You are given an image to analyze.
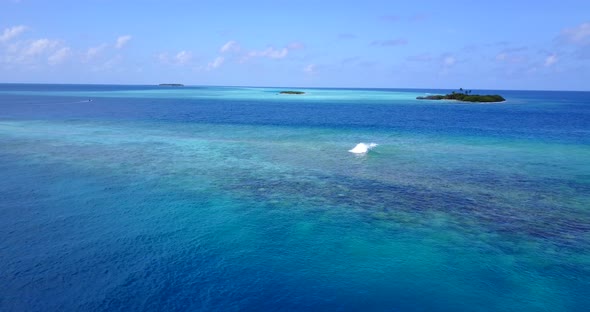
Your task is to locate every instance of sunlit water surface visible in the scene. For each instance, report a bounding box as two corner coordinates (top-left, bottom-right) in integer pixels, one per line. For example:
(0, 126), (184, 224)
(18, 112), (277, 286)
(1, 85), (589, 311)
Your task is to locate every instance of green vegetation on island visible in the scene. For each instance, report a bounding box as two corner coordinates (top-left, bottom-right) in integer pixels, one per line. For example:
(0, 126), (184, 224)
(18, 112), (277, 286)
(158, 83), (184, 87)
(279, 90), (305, 95)
(417, 88), (505, 103)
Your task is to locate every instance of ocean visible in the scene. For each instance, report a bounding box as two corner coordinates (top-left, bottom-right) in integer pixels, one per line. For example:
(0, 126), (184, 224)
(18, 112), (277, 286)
(0, 84), (589, 311)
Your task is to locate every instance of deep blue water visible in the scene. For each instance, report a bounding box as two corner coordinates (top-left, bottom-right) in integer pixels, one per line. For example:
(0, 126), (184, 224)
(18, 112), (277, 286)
(1, 84), (589, 311)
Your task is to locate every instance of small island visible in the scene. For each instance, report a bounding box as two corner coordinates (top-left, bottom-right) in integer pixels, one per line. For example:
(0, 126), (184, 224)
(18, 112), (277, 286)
(417, 88), (505, 103)
(279, 91), (305, 95)
(158, 83), (184, 87)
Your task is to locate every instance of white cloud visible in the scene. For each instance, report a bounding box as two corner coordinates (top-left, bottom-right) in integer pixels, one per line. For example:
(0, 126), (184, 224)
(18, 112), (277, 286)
(85, 44), (107, 61)
(48, 47), (71, 65)
(248, 47), (289, 59)
(83, 35), (130, 63)
(0, 25), (27, 43)
(115, 35), (132, 49)
(157, 52), (169, 63)
(220, 40), (240, 53)
(1, 37), (68, 66)
(559, 22), (590, 45)
(207, 56), (224, 70)
(443, 56), (456, 66)
(495, 52), (527, 64)
(175, 50), (192, 65)
(91, 55), (123, 72)
(303, 64), (316, 74)
(157, 50), (193, 65)
(221, 41), (303, 63)
(544, 53), (558, 67)
(25, 39), (58, 56)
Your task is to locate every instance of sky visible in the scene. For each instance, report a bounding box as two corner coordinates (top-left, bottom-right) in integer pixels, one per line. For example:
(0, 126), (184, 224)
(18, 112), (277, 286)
(1, 0), (590, 90)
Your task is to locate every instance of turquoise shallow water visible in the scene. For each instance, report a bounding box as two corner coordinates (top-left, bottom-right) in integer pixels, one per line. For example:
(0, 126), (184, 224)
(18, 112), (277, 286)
(0, 85), (589, 311)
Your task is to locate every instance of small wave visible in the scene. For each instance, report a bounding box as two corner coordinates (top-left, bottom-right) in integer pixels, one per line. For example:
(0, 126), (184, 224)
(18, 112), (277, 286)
(349, 143), (378, 154)
(31, 99), (94, 106)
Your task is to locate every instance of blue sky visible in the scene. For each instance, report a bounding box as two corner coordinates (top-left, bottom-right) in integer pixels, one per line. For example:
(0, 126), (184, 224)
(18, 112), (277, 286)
(1, 0), (590, 90)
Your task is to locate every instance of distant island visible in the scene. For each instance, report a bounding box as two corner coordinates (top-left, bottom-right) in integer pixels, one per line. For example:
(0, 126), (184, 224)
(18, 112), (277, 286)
(417, 88), (505, 103)
(279, 91), (305, 95)
(158, 83), (184, 87)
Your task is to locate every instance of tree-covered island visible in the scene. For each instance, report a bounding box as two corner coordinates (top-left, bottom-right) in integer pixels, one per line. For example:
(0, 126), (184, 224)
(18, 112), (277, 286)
(158, 83), (184, 87)
(417, 88), (505, 103)
(279, 91), (305, 95)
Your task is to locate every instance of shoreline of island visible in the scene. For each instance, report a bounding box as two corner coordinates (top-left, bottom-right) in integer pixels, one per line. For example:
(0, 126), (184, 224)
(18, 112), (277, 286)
(417, 89), (505, 103)
(279, 90), (306, 95)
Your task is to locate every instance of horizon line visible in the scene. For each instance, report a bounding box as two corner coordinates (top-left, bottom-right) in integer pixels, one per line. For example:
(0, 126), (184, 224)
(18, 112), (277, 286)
(0, 82), (588, 93)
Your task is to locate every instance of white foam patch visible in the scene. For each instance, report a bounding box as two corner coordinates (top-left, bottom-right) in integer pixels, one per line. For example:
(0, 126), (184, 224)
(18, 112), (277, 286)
(349, 143), (378, 154)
